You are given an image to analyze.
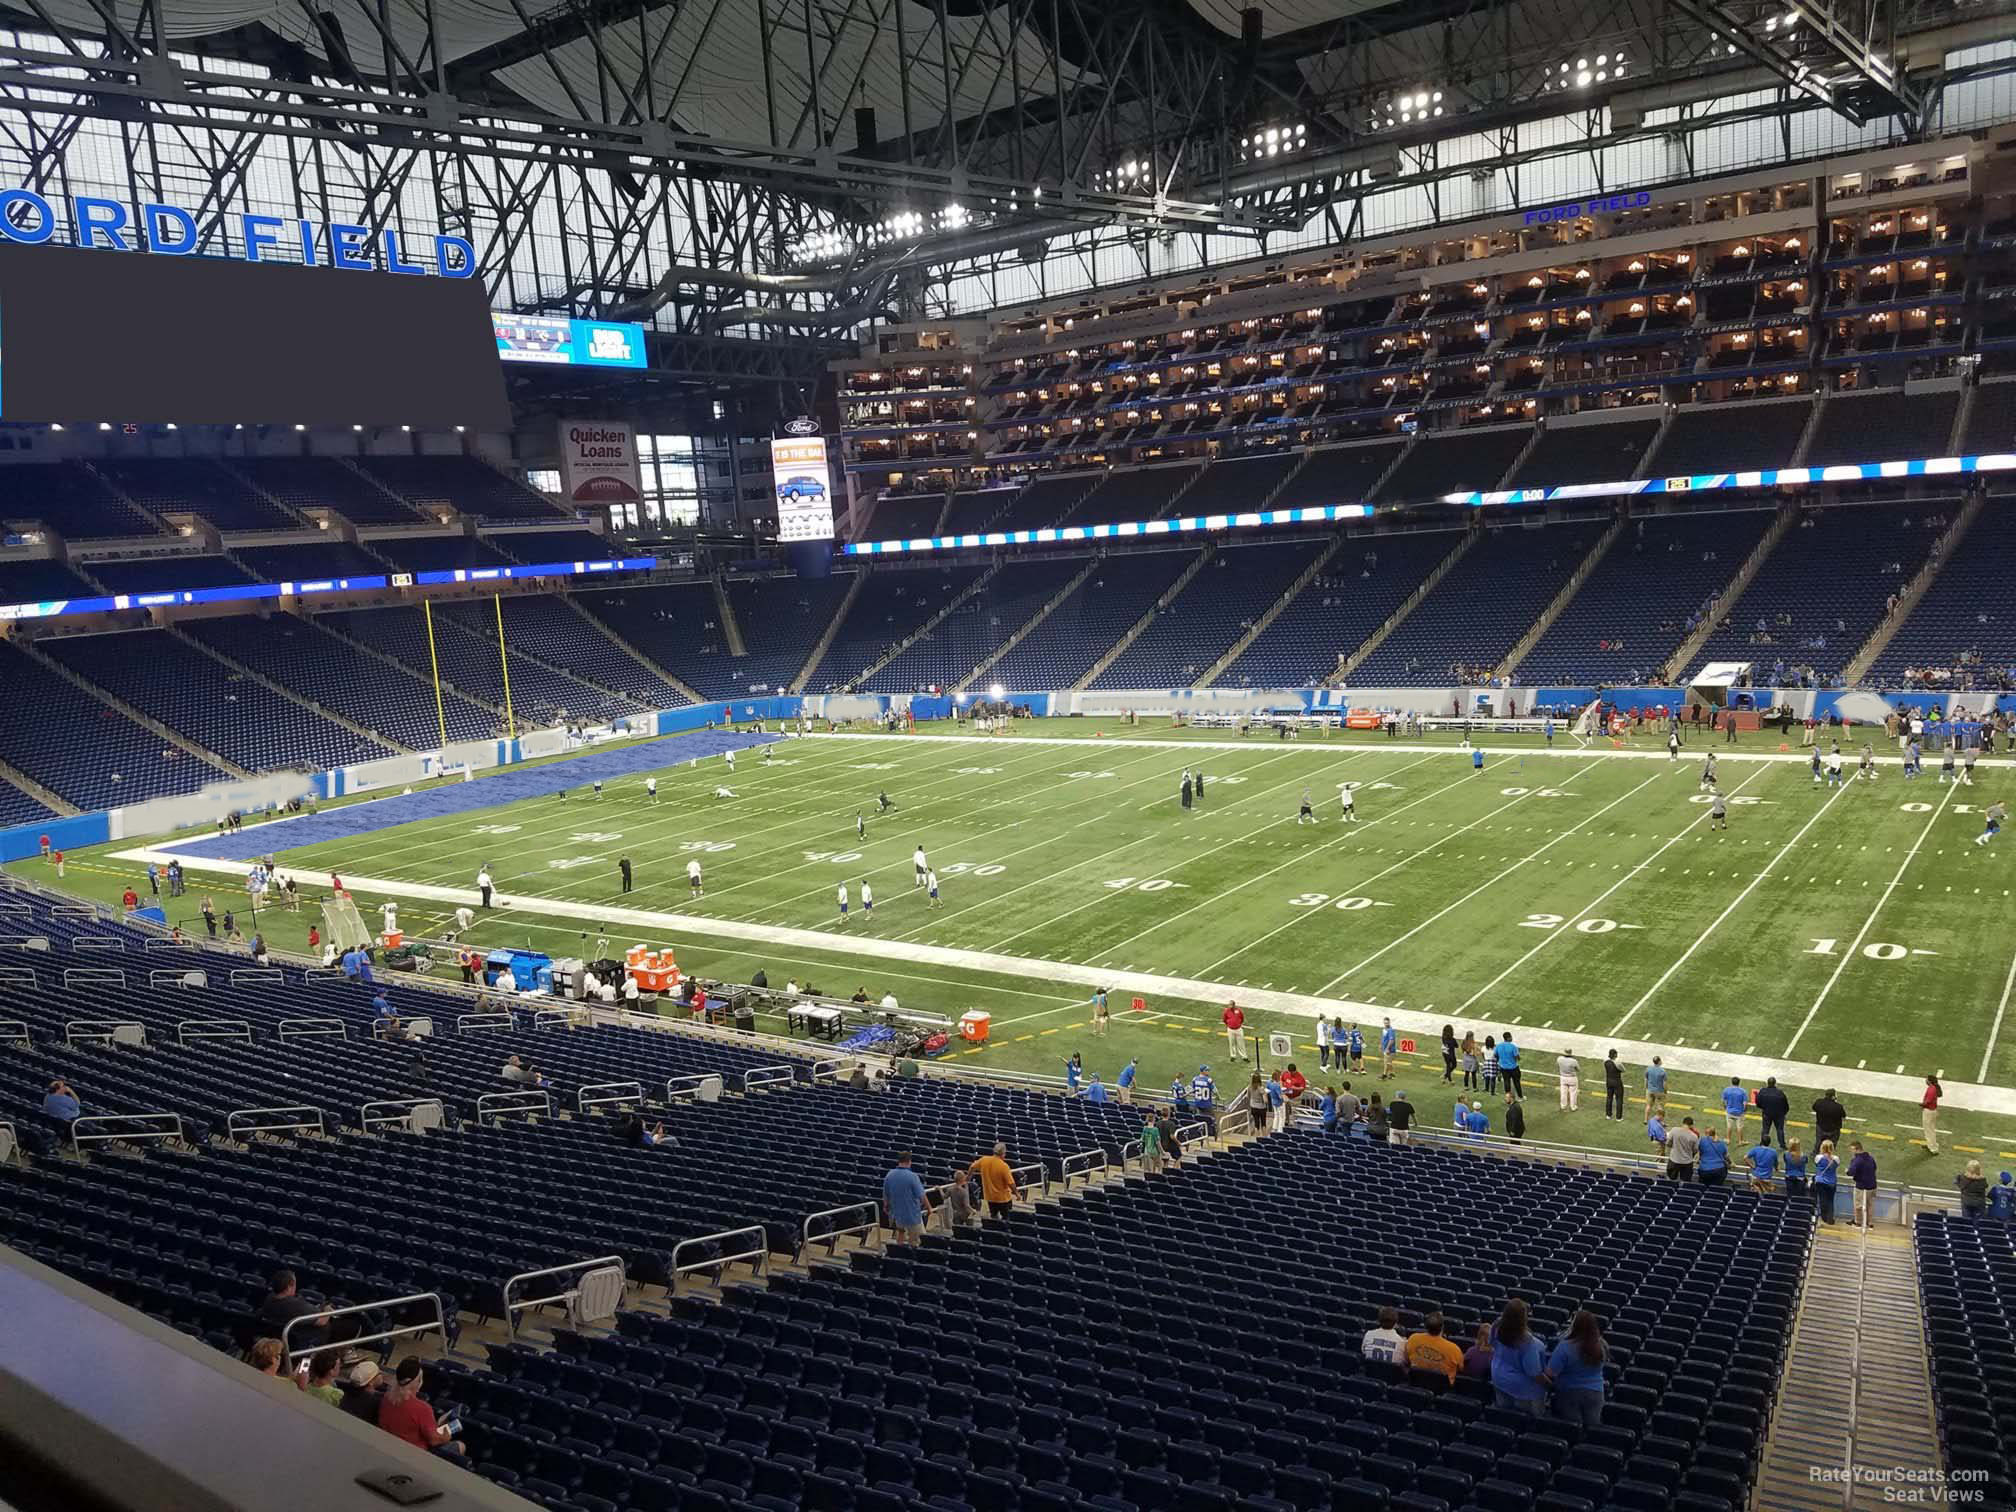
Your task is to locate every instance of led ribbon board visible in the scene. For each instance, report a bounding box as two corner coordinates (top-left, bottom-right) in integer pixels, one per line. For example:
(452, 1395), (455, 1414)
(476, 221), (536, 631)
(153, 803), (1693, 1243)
(844, 503), (1373, 555)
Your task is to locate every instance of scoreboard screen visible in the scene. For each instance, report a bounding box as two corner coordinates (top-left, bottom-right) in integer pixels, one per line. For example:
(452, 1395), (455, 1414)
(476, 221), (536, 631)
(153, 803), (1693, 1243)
(0, 241), (510, 429)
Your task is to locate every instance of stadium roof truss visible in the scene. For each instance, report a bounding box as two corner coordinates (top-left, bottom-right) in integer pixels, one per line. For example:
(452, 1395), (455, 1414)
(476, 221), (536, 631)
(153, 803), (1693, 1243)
(0, 0), (2009, 378)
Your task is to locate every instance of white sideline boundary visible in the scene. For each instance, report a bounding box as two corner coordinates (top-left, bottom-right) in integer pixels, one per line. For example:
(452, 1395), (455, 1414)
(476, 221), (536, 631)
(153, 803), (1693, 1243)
(110, 843), (2016, 1121)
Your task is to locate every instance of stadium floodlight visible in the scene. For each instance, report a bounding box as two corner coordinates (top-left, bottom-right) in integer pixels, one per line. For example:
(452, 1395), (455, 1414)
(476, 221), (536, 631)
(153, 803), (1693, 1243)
(49, 423), (61, 431)
(294, 423), (306, 431)
(989, 682), (1006, 701)
(352, 424), (364, 432)
(98, 422), (111, 431)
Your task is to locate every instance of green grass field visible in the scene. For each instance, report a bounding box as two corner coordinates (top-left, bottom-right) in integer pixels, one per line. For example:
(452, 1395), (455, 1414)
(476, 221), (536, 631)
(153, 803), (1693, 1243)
(27, 717), (2016, 1185)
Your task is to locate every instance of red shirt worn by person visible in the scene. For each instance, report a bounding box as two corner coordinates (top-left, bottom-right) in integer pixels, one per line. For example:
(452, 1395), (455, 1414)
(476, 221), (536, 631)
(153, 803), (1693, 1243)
(378, 1390), (440, 1450)
(1222, 1005), (1245, 1031)
(1923, 1083), (1940, 1110)
(1281, 1069), (1308, 1098)
(121, 889), (138, 909)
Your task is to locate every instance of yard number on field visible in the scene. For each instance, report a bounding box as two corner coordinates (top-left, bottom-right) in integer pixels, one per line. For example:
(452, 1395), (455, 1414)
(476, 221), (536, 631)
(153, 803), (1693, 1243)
(1105, 877), (1186, 892)
(1501, 787), (1572, 798)
(1806, 939), (1937, 960)
(473, 823), (522, 834)
(1288, 893), (1389, 910)
(1066, 770), (1117, 780)
(1519, 913), (1642, 934)
(803, 849), (864, 863)
(679, 840), (735, 852)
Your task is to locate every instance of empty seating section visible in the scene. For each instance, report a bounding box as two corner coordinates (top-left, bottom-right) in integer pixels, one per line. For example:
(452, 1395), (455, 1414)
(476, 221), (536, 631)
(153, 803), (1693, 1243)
(0, 782), (54, 827)
(803, 567), (987, 691)
(437, 595), (690, 709)
(862, 559), (1086, 692)
(1688, 503), (1937, 684)
(1960, 378), (2016, 454)
(1091, 540), (1322, 689)
(1509, 419), (1661, 487)
(0, 462), (160, 538)
(1803, 388), (1958, 468)
(989, 552), (1197, 690)
(1352, 521), (1602, 685)
(1068, 465), (1199, 526)
(1643, 400), (1812, 477)
(864, 494), (948, 541)
(0, 640), (219, 809)
(358, 456), (566, 521)
(1516, 510), (1774, 687)
(371, 536), (520, 573)
(1271, 442), (1405, 510)
(95, 460), (299, 530)
(231, 541), (388, 581)
(41, 630), (392, 772)
(494, 530), (628, 565)
(88, 556), (253, 593)
(233, 459), (424, 525)
(989, 473), (1099, 533)
(461, 1134), (1799, 1512)
(323, 607), (635, 725)
(1916, 1212), (2016, 1504)
(1373, 426), (1531, 503)
(576, 585), (743, 701)
(1868, 498), (2016, 686)
(1219, 530), (1459, 687)
(182, 614), (499, 747)
(1185, 451), (1300, 512)
(0, 558), (98, 604)
(724, 575), (859, 695)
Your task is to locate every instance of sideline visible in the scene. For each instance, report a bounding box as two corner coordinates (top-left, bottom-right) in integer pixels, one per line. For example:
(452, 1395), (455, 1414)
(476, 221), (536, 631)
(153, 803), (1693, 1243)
(108, 843), (2016, 1121)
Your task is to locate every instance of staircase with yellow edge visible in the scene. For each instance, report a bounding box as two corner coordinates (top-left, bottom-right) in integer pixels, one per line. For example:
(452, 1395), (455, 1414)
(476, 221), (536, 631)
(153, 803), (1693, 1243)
(1754, 1223), (1940, 1510)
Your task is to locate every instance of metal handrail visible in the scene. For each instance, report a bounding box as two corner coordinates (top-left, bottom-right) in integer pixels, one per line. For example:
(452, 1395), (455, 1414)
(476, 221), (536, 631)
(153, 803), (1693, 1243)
(151, 969), (208, 988)
(279, 1290), (449, 1366)
(64, 1019), (146, 1047)
(1174, 1122), (1211, 1151)
(71, 1112), (183, 1152)
(1059, 1148), (1109, 1188)
(178, 1019), (253, 1046)
(502, 1255), (627, 1339)
(1009, 1161), (1047, 1199)
(476, 1090), (552, 1121)
(1840, 1220), (1869, 1510)
(1119, 1139), (1143, 1169)
(0, 1019), (30, 1047)
(0, 1118), (16, 1166)
(457, 1013), (517, 1033)
(741, 1063), (797, 1092)
(360, 1099), (445, 1132)
(229, 969), (284, 985)
(62, 969), (125, 989)
(278, 1018), (348, 1040)
(226, 1106), (327, 1141)
(801, 1201), (880, 1254)
(0, 936), (51, 951)
(810, 1057), (852, 1082)
(665, 1073), (723, 1102)
(671, 1225), (770, 1284)
(576, 1080), (643, 1113)
(531, 1008), (577, 1030)
(70, 937), (125, 951)
(1408, 1126), (1668, 1176)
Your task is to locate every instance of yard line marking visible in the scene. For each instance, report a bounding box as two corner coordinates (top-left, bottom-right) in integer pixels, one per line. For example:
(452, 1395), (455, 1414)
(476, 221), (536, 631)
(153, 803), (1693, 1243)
(1457, 766), (1773, 1015)
(1609, 775), (1851, 1037)
(1781, 780), (1957, 1057)
(1976, 942), (2016, 1083)
(1320, 770), (1663, 991)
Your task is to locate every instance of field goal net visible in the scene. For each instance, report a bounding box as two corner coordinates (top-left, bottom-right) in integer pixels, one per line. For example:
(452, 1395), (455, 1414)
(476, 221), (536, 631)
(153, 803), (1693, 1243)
(320, 893), (372, 953)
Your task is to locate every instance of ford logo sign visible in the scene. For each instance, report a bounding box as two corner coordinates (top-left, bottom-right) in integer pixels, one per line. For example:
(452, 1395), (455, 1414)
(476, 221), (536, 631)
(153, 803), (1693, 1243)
(783, 417), (820, 436)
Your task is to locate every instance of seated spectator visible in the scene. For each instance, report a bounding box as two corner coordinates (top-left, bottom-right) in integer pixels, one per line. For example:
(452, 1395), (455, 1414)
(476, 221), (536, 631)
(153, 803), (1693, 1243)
(500, 1055), (529, 1083)
(1361, 1306), (1407, 1364)
(376, 1358), (466, 1459)
(1957, 1160), (1989, 1218)
(371, 987), (395, 1019)
(244, 1338), (285, 1376)
(256, 1269), (331, 1351)
(42, 1079), (80, 1126)
(301, 1350), (345, 1406)
(618, 1113), (672, 1148)
(1461, 1322), (1494, 1380)
(1404, 1311), (1465, 1384)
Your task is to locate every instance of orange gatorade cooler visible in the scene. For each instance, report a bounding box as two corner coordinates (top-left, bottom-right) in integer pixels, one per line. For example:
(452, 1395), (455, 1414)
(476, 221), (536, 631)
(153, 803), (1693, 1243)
(960, 1010), (991, 1043)
(382, 930), (403, 950)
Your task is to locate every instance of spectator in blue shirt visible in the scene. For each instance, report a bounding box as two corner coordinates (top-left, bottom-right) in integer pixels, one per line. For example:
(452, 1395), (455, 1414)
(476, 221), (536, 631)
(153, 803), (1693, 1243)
(1169, 1078), (1190, 1116)
(1465, 1101), (1489, 1138)
(372, 988), (395, 1018)
(1643, 1057), (1668, 1118)
(1989, 1172), (2015, 1220)
(1116, 1060), (1137, 1104)
(1721, 1078), (1750, 1144)
(1745, 1142), (1778, 1192)
(1547, 1311), (1608, 1427)
(1697, 1126), (1729, 1186)
(1813, 1141), (1840, 1224)
(1379, 1019), (1398, 1080)
(1320, 1088), (1339, 1131)
(882, 1154), (930, 1244)
(1646, 1112), (1668, 1156)
(1347, 1026), (1365, 1071)
(1494, 1033), (1522, 1098)
(1085, 1073), (1108, 1105)
(1063, 1054), (1082, 1093)
(42, 1080), (80, 1125)
(1189, 1067), (1217, 1133)
(1489, 1299), (1549, 1415)
(1783, 1140), (1809, 1199)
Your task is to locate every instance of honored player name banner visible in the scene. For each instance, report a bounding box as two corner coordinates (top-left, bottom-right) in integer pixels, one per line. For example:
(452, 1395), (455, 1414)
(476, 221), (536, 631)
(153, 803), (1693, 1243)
(770, 423), (835, 543)
(557, 419), (643, 504)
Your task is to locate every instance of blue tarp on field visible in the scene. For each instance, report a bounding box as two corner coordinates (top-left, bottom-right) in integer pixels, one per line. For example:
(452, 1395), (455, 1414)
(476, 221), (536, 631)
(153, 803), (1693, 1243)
(158, 730), (784, 862)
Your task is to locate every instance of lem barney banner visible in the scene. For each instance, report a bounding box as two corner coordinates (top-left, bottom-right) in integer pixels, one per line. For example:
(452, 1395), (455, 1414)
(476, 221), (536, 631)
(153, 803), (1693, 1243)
(770, 419), (835, 543)
(556, 420), (643, 505)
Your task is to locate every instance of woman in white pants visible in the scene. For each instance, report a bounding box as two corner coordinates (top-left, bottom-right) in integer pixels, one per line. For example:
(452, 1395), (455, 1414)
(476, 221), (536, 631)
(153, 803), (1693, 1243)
(1557, 1051), (1580, 1111)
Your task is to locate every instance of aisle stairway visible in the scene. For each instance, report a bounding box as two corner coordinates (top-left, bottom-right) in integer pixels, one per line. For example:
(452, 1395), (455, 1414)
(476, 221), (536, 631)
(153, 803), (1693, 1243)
(1755, 1226), (1939, 1510)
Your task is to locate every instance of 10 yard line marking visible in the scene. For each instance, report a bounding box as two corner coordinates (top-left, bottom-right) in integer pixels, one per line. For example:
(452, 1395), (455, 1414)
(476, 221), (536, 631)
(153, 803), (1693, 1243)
(1781, 779), (1957, 1058)
(1975, 943), (2016, 1082)
(1609, 776), (1852, 1038)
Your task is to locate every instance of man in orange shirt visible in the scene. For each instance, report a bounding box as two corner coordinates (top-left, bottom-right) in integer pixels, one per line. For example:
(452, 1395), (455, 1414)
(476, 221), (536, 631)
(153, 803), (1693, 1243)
(1222, 1001), (1248, 1061)
(972, 1142), (1019, 1218)
(1403, 1311), (1465, 1384)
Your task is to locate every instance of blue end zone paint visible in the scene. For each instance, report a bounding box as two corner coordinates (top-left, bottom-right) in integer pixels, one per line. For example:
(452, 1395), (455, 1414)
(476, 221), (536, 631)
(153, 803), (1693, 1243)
(158, 729), (783, 862)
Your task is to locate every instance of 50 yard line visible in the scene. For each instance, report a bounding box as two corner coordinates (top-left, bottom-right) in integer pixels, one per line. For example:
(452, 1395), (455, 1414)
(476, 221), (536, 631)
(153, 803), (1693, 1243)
(1780, 779), (1957, 1058)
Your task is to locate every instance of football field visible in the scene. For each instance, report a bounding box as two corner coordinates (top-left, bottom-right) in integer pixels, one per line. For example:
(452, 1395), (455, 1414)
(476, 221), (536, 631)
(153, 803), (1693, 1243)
(41, 718), (2016, 1179)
